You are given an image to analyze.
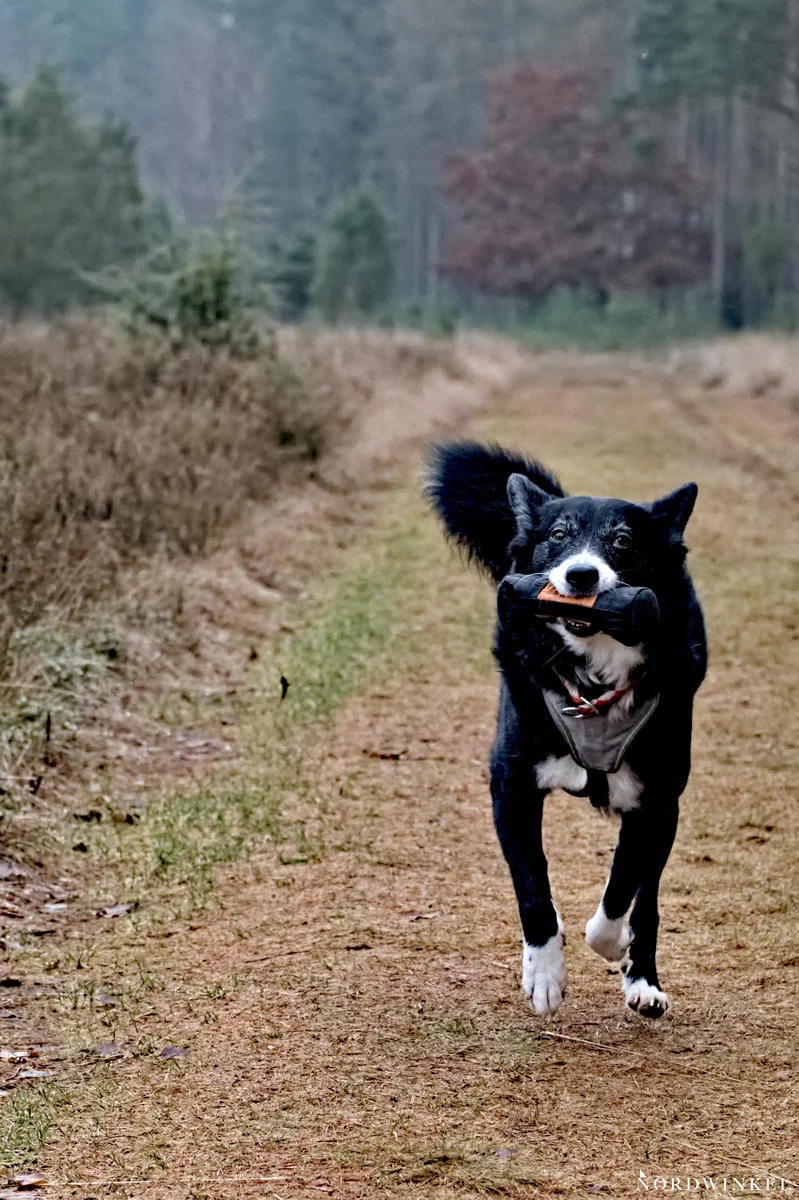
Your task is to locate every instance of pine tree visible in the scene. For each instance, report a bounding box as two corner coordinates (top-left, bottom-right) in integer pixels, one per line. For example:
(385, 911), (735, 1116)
(634, 0), (799, 324)
(636, 0), (791, 108)
(313, 186), (394, 322)
(269, 232), (318, 323)
(246, 0), (393, 239)
(0, 68), (147, 314)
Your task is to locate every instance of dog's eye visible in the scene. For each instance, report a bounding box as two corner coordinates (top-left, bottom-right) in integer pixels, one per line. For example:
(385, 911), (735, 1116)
(614, 531), (633, 549)
(550, 528), (567, 542)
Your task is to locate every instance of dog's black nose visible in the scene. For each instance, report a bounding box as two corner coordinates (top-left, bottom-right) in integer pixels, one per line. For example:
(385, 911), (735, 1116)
(565, 565), (600, 593)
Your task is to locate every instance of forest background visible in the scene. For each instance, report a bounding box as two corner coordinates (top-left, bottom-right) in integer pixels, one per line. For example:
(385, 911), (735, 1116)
(1, 0), (799, 339)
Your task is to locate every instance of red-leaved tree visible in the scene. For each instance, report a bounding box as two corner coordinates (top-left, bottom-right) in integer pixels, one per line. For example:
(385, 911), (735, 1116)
(441, 64), (710, 302)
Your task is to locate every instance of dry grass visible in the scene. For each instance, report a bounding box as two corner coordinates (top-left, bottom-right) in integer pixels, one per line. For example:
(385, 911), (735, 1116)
(670, 332), (799, 403)
(0, 344), (795, 1196)
(0, 318), (342, 637)
(278, 326), (469, 388)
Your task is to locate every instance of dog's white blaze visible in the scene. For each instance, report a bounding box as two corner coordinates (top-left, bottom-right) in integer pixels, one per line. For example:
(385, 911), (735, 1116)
(549, 550), (618, 597)
(522, 914), (567, 1016)
(585, 904), (631, 961)
(535, 754), (588, 794)
(607, 763), (643, 812)
(623, 976), (670, 1015)
(556, 626), (645, 694)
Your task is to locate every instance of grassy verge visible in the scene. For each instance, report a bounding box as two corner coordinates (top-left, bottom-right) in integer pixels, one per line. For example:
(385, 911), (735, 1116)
(0, 491), (496, 1174)
(0, 326), (499, 1174)
(0, 315), (355, 817)
(0, 472), (499, 1176)
(0, 321), (480, 812)
(33, 519), (425, 921)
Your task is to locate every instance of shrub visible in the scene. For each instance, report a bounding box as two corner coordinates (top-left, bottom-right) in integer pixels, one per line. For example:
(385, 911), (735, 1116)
(89, 229), (263, 357)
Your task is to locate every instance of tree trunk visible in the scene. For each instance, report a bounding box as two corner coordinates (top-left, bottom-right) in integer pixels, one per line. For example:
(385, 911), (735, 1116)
(711, 98), (730, 320)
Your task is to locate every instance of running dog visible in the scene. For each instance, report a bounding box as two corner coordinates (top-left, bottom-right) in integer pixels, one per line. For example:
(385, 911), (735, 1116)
(426, 442), (707, 1018)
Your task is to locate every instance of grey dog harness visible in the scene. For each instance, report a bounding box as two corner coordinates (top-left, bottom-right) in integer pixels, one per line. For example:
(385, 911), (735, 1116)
(544, 687), (659, 775)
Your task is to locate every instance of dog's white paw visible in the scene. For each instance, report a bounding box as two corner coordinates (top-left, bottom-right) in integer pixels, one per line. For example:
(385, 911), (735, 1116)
(623, 975), (670, 1018)
(585, 907), (631, 962)
(522, 920), (567, 1016)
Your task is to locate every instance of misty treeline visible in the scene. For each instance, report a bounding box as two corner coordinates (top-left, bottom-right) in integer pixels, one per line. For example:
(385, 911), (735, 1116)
(1, 0), (799, 329)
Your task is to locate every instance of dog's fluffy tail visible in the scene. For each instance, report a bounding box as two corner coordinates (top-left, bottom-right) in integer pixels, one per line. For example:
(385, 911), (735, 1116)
(425, 441), (564, 581)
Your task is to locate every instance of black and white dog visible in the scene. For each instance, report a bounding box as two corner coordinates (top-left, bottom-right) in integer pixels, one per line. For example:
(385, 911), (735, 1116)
(427, 442), (706, 1018)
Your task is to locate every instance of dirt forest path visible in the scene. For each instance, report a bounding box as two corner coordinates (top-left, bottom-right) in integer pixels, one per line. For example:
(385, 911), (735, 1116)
(12, 350), (799, 1197)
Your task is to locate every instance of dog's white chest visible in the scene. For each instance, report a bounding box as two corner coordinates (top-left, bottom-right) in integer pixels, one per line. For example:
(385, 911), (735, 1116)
(556, 625), (645, 692)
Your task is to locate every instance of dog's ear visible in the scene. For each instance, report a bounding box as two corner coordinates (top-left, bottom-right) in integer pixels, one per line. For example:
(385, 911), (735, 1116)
(425, 441), (563, 581)
(647, 483), (698, 538)
(507, 474), (554, 537)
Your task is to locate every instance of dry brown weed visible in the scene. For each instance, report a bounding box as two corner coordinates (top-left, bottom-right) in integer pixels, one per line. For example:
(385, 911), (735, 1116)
(0, 318), (344, 638)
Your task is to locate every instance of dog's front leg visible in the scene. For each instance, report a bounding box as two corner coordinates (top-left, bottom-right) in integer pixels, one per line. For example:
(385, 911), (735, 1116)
(587, 799), (679, 1018)
(491, 738), (566, 1015)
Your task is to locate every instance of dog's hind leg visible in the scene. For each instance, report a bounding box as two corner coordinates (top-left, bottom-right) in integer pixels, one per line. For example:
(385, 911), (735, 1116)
(586, 809), (641, 963)
(587, 800), (679, 1017)
(622, 805), (678, 1017)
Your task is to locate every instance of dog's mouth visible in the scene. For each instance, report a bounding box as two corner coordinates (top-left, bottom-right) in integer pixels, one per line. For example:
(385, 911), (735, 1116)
(545, 581), (604, 637)
(562, 616), (594, 637)
(529, 580), (600, 637)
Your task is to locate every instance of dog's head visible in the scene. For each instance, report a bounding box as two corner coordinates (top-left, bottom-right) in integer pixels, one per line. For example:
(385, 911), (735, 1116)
(506, 475), (698, 598)
(426, 442), (698, 595)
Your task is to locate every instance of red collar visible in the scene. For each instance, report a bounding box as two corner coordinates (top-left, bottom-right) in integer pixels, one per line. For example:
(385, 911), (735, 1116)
(555, 669), (645, 719)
